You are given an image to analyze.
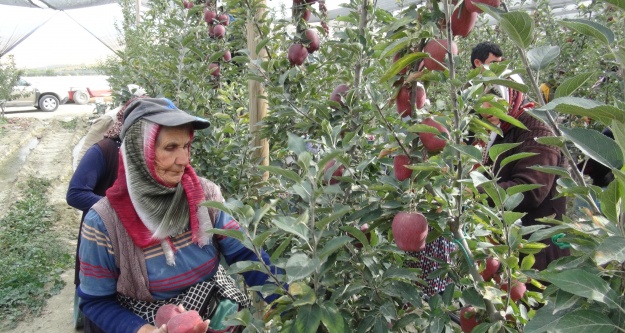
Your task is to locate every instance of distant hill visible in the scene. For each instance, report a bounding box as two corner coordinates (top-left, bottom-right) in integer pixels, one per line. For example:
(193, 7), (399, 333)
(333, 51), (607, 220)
(23, 64), (104, 77)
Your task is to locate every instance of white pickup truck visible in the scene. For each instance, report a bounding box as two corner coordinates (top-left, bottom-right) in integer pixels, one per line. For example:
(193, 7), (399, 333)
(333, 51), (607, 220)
(5, 78), (69, 112)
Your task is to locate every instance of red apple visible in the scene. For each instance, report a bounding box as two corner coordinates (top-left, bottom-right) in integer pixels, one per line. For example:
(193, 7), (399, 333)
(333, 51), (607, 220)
(391, 212), (428, 252)
(464, 0), (501, 13)
(305, 29), (320, 53)
(302, 9), (311, 21)
(451, 4), (478, 37)
(460, 306), (481, 333)
(422, 39), (458, 72)
(155, 304), (184, 328)
(212, 24), (226, 39)
(183, 0), (194, 9)
(208, 63), (220, 77)
(288, 43), (308, 66)
(204, 10), (217, 24)
(217, 13), (230, 26)
(330, 84), (350, 108)
(393, 154), (412, 181)
(395, 85), (412, 118)
(167, 310), (208, 333)
(418, 117), (449, 153)
(223, 50), (232, 62)
(324, 160), (345, 185)
(393, 52), (409, 75)
(480, 257), (500, 282)
(501, 280), (527, 302)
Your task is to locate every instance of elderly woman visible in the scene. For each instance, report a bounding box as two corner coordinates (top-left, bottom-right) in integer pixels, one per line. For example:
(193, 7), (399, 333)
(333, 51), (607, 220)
(77, 98), (282, 333)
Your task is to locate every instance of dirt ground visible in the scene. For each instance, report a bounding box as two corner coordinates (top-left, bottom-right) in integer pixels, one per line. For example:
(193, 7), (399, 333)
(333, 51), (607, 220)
(1, 104), (96, 332)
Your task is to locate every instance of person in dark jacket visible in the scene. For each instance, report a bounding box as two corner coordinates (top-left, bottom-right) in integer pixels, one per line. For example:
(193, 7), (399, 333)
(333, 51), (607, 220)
(472, 42), (570, 271)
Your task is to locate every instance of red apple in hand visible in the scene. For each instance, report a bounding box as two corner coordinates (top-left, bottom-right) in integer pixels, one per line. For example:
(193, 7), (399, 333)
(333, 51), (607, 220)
(323, 160), (344, 185)
(167, 310), (208, 333)
(155, 304), (184, 328)
(501, 280), (527, 302)
(393, 154), (412, 181)
(480, 257), (501, 282)
(422, 39), (458, 72)
(460, 306), (481, 333)
(464, 0), (501, 13)
(288, 43), (308, 66)
(392, 212), (428, 252)
(419, 117), (449, 153)
(330, 84), (350, 109)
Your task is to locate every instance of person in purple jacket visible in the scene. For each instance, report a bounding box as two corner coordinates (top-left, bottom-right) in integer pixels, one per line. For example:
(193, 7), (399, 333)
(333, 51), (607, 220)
(77, 98), (284, 333)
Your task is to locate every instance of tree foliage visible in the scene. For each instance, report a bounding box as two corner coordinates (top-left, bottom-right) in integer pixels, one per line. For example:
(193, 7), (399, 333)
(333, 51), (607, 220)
(102, 0), (625, 331)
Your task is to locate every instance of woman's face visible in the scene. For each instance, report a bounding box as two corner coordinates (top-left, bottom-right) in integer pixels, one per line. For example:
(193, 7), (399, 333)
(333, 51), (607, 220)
(154, 125), (192, 186)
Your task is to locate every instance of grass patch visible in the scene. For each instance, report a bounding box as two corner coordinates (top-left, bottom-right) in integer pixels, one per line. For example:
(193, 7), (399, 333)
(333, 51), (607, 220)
(60, 118), (78, 130)
(0, 177), (73, 327)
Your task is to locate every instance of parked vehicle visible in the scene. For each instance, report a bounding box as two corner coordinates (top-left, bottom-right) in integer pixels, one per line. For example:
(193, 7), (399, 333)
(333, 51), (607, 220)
(6, 78), (69, 111)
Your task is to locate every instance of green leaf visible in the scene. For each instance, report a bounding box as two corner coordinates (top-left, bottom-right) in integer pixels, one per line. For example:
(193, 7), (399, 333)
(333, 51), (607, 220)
(258, 165), (301, 183)
(318, 236), (352, 259)
(499, 11), (534, 49)
(316, 207), (351, 230)
(527, 45), (560, 71)
(543, 269), (620, 309)
(481, 77), (529, 93)
(524, 301), (563, 333)
(500, 152), (538, 170)
(537, 96), (601, 111)
(503, 211), (525, 225)
(288, 132), (307, 155)
(506, 184), (543, 196)
(227, 260), (264, 274)
(489, 142), (521, 163)
(560, 127), (624, 169)
(554, 72), (594, 99)
(380, 52), (427, 83)
(535, 136), (566, 147)
(295, 304), (322, 333)
(595, 236), (625, 265)
(379, 37), (410, 59)
(528, 165), (572, 178)
(560, 19), (614, 46)
(598, 180), (619, 223)
(554, 310), (617, 333)
(286, 253), (320, 283)
(450, 144), (483, 162)
(521, 254), (535, 270)
(320, 301), (345, 333)
(273, 216), (309, 240)
(210, 228), (245, 242)
(201, 200), (233, 216)
(256, 37), (270, 55)
(252, 230), (274, 248)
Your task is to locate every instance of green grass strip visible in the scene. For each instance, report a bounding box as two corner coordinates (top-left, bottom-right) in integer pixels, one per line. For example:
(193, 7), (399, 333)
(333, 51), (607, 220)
(0, 177), (73, 326)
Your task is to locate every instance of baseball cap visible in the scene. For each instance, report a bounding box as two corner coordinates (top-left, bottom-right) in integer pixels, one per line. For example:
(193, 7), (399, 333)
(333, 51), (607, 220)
(120, 98), (210, 139)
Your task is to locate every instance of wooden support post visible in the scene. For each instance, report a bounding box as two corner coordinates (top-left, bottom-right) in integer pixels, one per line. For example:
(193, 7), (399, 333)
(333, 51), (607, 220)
(247, 2), (269, 180)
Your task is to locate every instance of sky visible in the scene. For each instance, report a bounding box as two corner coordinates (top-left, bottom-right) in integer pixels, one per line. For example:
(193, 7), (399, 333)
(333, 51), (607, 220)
(1, 4), (121, 68)
(0, 0), (302, 69)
